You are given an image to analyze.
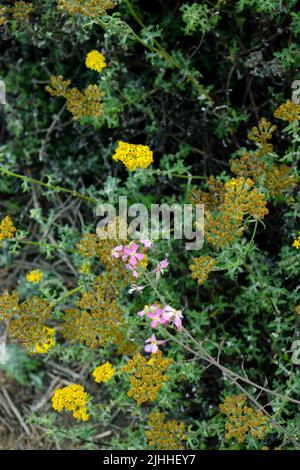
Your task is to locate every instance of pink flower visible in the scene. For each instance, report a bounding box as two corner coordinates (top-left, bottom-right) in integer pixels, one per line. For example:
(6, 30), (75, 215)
(154, 259), (169, 279)
(125, 263), (139, 278)
(144, 334), (166, 354)
(137, 304), (151, 317)
(128, 284), (145, 294)
(122, 242), (145, 267)
(140, 238), (152, 248)
(137, 304), (168, 328)
(162, 305), (184, 333)
(111, 245), (124, 258)
(147, 306), (167, 328)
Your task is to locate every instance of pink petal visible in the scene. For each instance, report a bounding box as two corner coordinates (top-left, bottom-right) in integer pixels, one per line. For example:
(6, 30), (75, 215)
(129, 256), (137, 266)
(141, 239), (152, 248)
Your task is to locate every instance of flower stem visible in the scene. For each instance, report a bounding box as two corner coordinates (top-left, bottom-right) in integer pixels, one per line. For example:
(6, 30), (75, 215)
(17, 239), (77, 254)
(0, 167), (96, 204)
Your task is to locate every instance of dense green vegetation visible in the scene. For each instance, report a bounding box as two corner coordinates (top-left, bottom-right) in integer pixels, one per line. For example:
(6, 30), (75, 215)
(0, 0), (299, 450)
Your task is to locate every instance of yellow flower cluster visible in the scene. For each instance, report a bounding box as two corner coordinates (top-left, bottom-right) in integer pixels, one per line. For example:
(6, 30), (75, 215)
(61, 282), (126, 349)
(26, 270), (43, 284)
(219, 394), (269, 444)
(52, 384), (89, 421)
(57, 0), (115, 18)
(224, 178), (269, 219)
(296, 305), (300, 315)
(66, 84), (104, 119)
(45, 75), (71, 97)
(46, 76), (104, 120)
(0, 291), (55, 355)
(190, 176), (225, 210)
(78, 217), (129, 263)
(63, 220), (133, 350)
(0, 2), (33, 25)
(11, 1), (34, 21)
(92, 362), (115, 383)
(0, 216), (16, 246)
(264, 164), (297, 198)
(202, 177), (268, 249)
(292, 235), (300, 249)
(145, 410), (187, 450)
(274, 99), (300, 122)
(230, 118), (297, 198)
(85, 50), (106, 72)
(0, 290), (19, 321)
(35, 327), (56, 354)
(189, 255), (217, 286)
(230, 153), (297, 198)
(248, 118), (277, 153)
(0, 5), (8, 26)
(112, 141), (154, 171)
(230, 150), (266, 182)
(122, 351), (172, 405)
(78, 218), (131, 275)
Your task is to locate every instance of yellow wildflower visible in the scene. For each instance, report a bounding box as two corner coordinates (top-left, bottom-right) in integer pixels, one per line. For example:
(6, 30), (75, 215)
(112, 141), (154, 171)
(45, 76), (104, 120)
(292, 235), (300, 249)
(189, 256), (217, 286)
(0, 216), (16, 246)
(122, 351), (172, 405)
(26, 270), (43, 284)
(248, 118), (277, 153)
(52, 384), (89, 421)
(57, 0), (115, 19)
(35, 327), (56, 354)
(0, 5), (8, 25)
(85, 50), (106, 72)
(296, 305), (300, 315)
(199, 177), (268, 249)
(64, 84), (104, 120)
(11, 1), (34, 22)
(92, 361), (115, 383)
(274, 100), (300, 122)
(0, 291), (56, 355)
(145, 410), (187, 450)
(45, 75), (72, 97)
(219, 394), (269, 444)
